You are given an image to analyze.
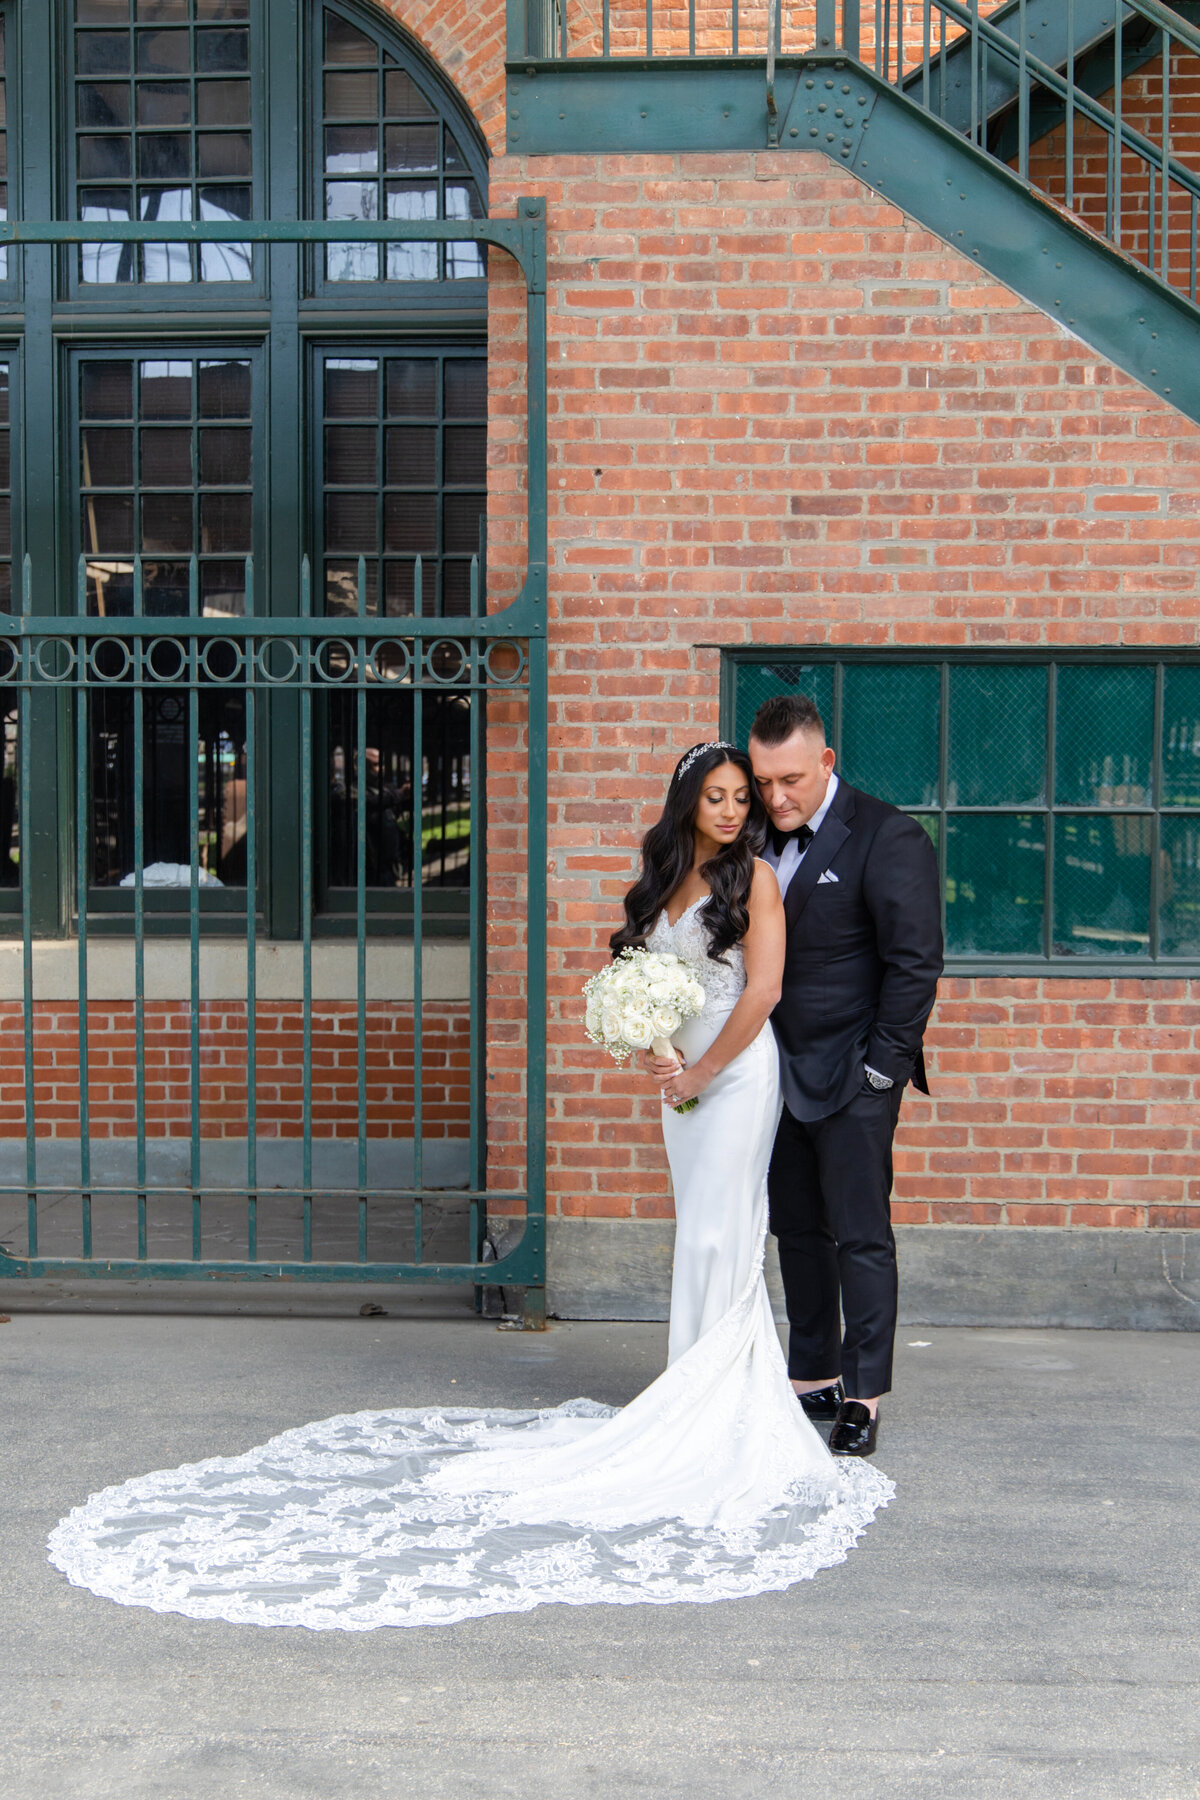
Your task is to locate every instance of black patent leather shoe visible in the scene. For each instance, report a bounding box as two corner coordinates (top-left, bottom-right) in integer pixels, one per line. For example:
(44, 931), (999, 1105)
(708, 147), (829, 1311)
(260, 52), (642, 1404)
(828, 1401), (879, 1457)
(796, 1382), (844, 1421)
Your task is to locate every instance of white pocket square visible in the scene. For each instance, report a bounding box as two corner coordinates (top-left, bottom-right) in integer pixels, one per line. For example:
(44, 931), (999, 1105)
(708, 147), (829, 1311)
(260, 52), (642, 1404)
(817, 870), (839, 884)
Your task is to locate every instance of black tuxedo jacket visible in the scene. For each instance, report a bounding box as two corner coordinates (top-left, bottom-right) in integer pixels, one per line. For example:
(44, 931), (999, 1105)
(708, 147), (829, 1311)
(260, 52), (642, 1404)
(770, 780), (943, 1123)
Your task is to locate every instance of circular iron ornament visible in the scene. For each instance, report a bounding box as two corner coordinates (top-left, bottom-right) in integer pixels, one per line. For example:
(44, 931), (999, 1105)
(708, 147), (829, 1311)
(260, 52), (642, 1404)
(154, 694), (185, 727)
(200, 636), (246, 684)
(254, 637), (301, 686)
(87, 637), (133, 685)
(145, 636), (189, 684)
(371, 639), (411, 684)
(0, 640), (18, 683)
(483, 640), (528, 687)
(313, 637), (357, 685)
(34, 637), (76, 684)
(425, 638), (469, 685)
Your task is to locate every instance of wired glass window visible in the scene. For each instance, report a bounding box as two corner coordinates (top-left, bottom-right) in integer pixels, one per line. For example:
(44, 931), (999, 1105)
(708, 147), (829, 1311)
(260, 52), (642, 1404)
(72, 0), (253, 285)
(319, 1), (485, 285)
(77, 353), (252, 888)
(320, 350), (486, 619)
(731, 656), (1200, 966)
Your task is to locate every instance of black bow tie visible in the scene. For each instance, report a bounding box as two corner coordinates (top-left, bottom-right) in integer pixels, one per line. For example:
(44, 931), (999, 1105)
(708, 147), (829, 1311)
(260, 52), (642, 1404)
(770, 821), (814, 858)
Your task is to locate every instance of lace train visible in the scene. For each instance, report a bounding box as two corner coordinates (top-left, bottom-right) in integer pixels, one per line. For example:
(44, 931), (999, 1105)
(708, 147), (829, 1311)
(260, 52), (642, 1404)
(47, 1400), (893, 1630)
(48, 888), (895, 1631)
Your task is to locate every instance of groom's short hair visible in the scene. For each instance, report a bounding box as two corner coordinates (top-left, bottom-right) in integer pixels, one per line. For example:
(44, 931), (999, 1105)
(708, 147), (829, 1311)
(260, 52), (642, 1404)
(749, 694), (826, 747)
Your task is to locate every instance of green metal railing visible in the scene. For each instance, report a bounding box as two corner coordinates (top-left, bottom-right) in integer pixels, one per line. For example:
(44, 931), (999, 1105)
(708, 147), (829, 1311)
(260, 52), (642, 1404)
(0, 209), (550, 1323)
(511, 0), (1200, 304)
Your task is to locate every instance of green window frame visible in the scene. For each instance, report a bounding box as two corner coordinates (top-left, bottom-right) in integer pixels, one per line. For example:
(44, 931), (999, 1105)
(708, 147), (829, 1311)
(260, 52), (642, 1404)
(3, 0), (489, 939)
(68, 0), (263, 298)
(726, 650), (1200, 974)
(312, 0), (487, 300)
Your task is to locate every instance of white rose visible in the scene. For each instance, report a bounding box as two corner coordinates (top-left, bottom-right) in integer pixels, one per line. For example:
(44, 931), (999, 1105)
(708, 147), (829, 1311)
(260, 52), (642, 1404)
(620, 1010), (654, 1049)
(601, 1008), (623, 1041)
(688, 981), (706, 1008)
(650, 1008), (680, 1038)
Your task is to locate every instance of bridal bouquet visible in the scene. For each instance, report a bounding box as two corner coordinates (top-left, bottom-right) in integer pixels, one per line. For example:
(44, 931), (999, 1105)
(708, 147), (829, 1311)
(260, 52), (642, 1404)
(583, 948), (707, 1112)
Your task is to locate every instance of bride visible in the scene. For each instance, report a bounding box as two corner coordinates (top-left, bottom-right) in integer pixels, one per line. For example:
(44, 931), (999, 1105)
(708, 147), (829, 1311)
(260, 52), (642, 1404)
(48, 742), (893, 1630)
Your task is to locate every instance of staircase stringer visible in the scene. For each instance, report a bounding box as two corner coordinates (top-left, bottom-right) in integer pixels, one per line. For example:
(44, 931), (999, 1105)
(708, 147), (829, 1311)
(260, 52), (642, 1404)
(820, 60), (1200, 426)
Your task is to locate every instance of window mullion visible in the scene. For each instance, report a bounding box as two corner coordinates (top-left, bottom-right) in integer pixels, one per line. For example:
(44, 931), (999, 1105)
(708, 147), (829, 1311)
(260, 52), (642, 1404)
(1150, 660), (1165, 961)
(20, 0), (66, 933)
(261, 0), (304, 937)
(1045, 660), (1057, 963)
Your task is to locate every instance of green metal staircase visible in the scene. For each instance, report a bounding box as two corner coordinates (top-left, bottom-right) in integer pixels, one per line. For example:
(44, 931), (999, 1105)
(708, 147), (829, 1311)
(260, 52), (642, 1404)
(507, 0), (1200, 424)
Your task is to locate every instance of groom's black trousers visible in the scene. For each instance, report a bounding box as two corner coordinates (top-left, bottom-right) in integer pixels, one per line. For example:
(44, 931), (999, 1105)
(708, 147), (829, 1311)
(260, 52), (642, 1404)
(768, 1082), (905, 1400)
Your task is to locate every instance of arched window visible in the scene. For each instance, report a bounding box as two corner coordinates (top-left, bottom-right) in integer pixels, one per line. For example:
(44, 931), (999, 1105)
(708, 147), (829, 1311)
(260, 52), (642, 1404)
(5, 0), (488, 934)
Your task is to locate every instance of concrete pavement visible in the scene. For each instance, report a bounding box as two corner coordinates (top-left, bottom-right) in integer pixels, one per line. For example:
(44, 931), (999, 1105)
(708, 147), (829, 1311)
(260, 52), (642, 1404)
(3, 1299), (1198, 1799)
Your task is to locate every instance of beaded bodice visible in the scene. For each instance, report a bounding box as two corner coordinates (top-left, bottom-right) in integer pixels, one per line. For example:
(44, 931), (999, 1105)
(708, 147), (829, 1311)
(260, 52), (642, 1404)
(646, 898), (746, 1016)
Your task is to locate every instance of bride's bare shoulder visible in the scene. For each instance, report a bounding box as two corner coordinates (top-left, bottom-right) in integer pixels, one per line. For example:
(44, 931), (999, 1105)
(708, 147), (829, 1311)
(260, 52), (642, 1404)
(749, 859), (783, 906)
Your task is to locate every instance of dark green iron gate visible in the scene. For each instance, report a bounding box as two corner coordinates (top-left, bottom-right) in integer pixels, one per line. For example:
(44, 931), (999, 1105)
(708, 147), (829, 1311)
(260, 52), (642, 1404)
(0, 209), (549, 1324)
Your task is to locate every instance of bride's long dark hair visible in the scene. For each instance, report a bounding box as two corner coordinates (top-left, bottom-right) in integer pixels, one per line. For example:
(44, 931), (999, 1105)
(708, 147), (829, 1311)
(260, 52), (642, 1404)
(610, 743), (769, 963)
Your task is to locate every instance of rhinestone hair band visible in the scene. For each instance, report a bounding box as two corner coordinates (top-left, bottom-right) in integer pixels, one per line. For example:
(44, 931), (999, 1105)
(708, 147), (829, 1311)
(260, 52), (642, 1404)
(674, 740), (738, 783)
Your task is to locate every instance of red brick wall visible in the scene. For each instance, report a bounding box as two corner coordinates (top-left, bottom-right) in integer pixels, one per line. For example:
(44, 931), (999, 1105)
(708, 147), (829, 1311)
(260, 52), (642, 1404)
(376, 1), (507, 152)
(1, 1002), (471, 1141)
(486, 148), (1200, 1232)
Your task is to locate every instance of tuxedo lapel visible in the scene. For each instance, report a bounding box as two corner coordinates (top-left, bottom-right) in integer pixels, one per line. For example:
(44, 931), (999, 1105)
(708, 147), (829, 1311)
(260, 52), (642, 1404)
(784, 782), (854, 926)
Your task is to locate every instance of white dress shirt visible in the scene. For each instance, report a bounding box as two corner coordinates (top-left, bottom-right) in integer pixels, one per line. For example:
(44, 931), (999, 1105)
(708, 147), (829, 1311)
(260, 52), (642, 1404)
(761, 772), (839, 900)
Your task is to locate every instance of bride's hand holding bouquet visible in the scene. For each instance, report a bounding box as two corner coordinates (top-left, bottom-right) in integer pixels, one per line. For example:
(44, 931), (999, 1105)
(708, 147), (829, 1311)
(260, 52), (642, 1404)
(582, 948), (707, 1112)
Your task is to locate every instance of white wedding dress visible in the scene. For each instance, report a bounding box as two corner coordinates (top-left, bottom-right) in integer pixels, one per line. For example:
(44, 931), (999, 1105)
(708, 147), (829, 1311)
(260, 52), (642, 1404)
(48, 901), (892, 1629)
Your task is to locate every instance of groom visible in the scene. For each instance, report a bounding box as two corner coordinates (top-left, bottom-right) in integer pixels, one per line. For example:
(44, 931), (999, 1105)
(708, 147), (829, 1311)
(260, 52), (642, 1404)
(750, 694), (942, 1457)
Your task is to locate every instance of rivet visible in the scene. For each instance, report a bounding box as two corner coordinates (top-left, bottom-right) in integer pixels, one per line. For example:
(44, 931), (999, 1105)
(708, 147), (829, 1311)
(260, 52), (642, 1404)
(818, 102), (827, 111)
(826, 79), (835, 88)
(809, 127), (818, 136)
(1054, 298), (1061, 305)
(558, 112), (564, 119)
(1151, 367), (1158, 374)
(789, 126), (799, 136)
(1166, 388), (1172, 394)
(858, 95), (867, 105)
(641, 110), (647, 117)
(835, 107), (844, 118)
(826, 132), (835, 141)
(842, 85), (851, 94)
(1152, 332), (1158, 339)
(805, 79), (815, 88)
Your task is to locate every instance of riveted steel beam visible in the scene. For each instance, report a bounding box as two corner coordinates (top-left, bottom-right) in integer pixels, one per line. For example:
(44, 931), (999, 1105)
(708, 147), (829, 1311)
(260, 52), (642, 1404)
(506, 55), (1200, 426)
